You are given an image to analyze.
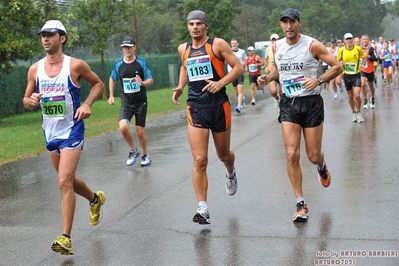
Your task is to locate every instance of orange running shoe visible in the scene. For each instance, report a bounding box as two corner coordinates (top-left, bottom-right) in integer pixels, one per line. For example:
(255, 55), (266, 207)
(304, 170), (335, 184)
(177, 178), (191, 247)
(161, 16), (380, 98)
(317, 161), (331, 188)
(293, 201), (308, 222)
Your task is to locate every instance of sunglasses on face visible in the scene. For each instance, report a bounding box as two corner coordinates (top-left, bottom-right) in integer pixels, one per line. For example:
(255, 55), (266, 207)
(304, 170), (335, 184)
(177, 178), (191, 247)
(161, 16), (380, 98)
(345, 38), (353, 40)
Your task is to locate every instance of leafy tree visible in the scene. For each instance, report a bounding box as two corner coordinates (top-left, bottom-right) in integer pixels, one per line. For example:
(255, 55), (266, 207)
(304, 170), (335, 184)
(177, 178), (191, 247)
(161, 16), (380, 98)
(0, 0), (42, 75)
(269, 0), (387, 41)
(171, 0), (241, 48)
(135, 0), (180, 53)
(70, 0), (133, 99)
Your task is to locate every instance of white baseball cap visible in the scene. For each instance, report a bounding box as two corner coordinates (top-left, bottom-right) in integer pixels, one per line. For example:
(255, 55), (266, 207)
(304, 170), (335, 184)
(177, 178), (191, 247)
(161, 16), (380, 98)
(247, 46), (255, 51)
(39, 20), (67, 35)
(344, 33), (353, 39)
(270, 34), (279, 40)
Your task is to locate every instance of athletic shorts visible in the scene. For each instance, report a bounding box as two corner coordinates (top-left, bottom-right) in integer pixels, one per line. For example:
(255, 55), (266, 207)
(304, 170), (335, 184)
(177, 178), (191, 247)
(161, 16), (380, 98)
(361, 71), (375, 82)
(279, 94), (324, 128)
(232, 74), (244, 87)
(249, 74), (260, 85)
(46, 138), (84, 154)
(186, 101), (231, 132)
(383, 60), (393, 68)
(120, 102), (147, 127)
(322, 65), (328, 73)
(343, 73), (361, 90)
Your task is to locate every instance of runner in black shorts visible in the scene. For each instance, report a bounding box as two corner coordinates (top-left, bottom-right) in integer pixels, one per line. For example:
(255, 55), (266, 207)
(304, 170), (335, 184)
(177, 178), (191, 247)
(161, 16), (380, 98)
(173, 10), (244, 225)
(257, 8), (342, 223)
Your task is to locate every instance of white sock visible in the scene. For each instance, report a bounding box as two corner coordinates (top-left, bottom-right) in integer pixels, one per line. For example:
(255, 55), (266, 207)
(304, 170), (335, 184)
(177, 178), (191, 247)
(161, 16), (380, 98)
(296, 197), (305, 204)
(198, 201), (208, 209)
(225, 168), (235, 179)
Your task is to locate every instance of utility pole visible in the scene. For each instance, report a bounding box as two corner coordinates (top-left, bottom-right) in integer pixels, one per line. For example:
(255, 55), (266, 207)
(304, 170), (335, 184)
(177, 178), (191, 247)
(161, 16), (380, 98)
(132, 0), (139, 55)
(243, 0), (248, 49)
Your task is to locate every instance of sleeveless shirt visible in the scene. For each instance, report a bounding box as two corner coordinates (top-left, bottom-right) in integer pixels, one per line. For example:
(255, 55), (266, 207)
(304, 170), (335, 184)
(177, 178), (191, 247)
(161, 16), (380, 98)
(183, 37), (228, 107)
(36, 55), (84, 143)
(275, 34), (321, 98)
(247, 55), (261, 76)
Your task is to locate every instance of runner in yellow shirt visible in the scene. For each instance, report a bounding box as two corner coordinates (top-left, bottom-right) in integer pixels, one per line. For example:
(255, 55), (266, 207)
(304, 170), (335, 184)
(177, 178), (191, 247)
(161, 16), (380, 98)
(337, 33), (366, 122)
(263, 34), (281, 108)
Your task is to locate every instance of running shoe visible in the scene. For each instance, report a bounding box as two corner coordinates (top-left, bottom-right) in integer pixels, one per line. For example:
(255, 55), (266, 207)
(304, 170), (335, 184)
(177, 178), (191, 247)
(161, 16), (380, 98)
(140, 154), (152, 166)
(90, 191), (106, 226)
(126, 148), (140, 166)
(274, 95), (280, 108)
(356, 112), (365, 123)
(251, 99), (256, 105)
(363, 100), (368, 109)
(351, 113), (357, 122)
(334, 94), (338, 100)
(225, 170), (238, 196)
(317, 161), (331, 188)
(51, 235), (74, 255)
(235, 106), (241, 114)
(293, 201), (308, 222)
(192, 206), (211, 224)
(370, 98), (375, 109)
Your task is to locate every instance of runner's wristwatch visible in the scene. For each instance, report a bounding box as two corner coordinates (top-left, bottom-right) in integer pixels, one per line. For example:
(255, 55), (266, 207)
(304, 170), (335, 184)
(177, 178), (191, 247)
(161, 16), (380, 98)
(317, 77), (324, 85)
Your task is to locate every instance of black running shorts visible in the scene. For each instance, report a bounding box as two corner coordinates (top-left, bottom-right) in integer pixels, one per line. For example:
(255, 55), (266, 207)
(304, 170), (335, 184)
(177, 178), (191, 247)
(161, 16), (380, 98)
(187, 101), (231, 132)
(279, 94), (324, 128)
(232, 74), (244, 87)
(361, 71), (375, 82)
(343, 73), (361, 90)
(249, 74), (260, 85)
(119, 102), (147, 127)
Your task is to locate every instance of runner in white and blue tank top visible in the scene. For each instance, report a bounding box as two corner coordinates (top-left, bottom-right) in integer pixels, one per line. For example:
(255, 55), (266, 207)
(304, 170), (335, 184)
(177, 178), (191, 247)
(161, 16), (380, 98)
(36, 55), (84, 148)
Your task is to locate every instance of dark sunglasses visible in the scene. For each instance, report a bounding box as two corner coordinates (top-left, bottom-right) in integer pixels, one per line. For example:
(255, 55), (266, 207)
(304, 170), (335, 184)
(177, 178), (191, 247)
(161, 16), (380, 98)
(345, 38), (353, 40)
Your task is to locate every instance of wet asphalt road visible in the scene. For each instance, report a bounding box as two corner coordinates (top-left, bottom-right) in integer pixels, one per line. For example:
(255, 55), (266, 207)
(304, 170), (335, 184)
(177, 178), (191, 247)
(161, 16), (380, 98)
(1, 76), (399, 266)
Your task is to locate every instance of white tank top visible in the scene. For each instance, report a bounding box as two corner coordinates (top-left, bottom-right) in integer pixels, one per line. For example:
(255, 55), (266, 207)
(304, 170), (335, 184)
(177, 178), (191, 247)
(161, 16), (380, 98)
(36, 55), (83, 143)
(275, 35), (321, 98)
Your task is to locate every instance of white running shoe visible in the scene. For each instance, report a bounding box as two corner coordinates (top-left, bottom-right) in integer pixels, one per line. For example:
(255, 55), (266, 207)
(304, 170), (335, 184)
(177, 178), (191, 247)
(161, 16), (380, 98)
(370, 98), (375, 109)
(225, 170), (238, 196)
(352, 113), (357, 122)
(356, 112), (365, 122)
(192, 206), (210, 224)
(140, 154), (152, 166)
(334, 94), (338, 100)
(126, 148), (140, 166)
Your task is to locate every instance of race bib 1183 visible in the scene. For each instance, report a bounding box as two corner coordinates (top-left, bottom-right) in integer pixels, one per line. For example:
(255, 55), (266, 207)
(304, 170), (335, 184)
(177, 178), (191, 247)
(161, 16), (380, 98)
(186, 55), (214, 82)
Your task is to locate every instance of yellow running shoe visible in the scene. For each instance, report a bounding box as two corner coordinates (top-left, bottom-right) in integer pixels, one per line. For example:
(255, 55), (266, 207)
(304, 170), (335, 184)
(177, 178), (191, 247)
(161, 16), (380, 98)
(51, 235), (74, 255)
(90, 191), (106, 226)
